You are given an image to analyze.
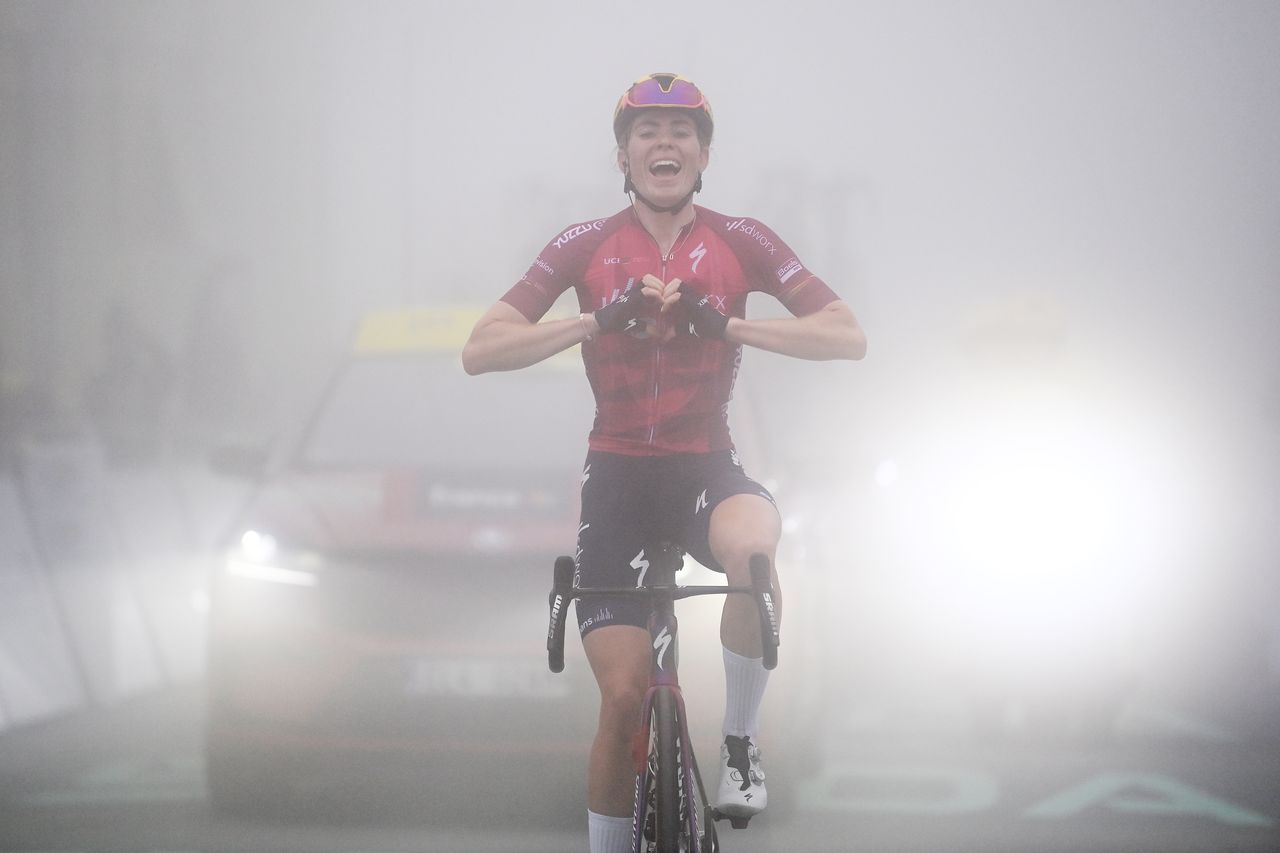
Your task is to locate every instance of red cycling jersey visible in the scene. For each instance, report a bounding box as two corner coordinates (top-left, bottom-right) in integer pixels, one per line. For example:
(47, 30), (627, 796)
(501, 204), (840, 456)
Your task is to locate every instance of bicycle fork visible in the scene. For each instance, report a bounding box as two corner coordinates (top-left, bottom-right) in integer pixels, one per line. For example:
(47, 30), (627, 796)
(630, 609), (717, 853)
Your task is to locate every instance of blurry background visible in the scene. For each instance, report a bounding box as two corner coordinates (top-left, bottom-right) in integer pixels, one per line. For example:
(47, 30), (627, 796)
(1, 0), (1278, 848)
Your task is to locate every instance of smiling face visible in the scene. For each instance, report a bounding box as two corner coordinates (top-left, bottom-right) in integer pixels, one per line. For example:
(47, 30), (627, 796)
(617, 109), (710, 208)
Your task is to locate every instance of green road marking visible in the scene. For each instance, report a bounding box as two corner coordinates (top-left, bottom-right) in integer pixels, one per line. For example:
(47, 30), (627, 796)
(800, 764), (1276, 828)
(798, 764), (999, 815)
(1025, 771), (1274, 827)
(24, 754), (205, 806)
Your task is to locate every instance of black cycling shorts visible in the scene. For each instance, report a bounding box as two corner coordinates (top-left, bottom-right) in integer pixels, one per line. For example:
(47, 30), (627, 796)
(573, 448), (777, 638)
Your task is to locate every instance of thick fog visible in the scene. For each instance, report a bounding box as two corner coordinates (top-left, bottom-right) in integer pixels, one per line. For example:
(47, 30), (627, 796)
(4, 2), (1278, 428)
(1, 1), (1279, 843)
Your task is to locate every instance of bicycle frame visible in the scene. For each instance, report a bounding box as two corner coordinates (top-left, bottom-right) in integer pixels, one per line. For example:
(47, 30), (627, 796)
(547, 546), (779, 852)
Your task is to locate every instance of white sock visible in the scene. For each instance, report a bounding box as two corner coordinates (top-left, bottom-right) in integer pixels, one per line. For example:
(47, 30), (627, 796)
(588, 809), (632, 853)
(722, 645), (770, 739)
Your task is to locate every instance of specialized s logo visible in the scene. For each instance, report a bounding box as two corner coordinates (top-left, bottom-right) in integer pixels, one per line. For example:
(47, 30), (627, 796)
(553, 219), (607, 249)
(688, 241), (708, 274)
(654, 627), (673, 671)
(632, 549), (650, 587)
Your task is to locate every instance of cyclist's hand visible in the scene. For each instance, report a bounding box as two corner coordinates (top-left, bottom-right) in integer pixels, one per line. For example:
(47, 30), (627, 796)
(678, 286), (730, 339)
(593, 279), (650, 334)
(644, 274), (683, 313)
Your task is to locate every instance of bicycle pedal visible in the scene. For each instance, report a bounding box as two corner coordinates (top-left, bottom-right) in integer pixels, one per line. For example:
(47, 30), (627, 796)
(710, 809), (752, 829)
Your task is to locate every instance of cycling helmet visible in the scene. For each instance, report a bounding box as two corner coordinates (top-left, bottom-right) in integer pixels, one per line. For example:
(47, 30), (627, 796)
(613, 72), (714, 146)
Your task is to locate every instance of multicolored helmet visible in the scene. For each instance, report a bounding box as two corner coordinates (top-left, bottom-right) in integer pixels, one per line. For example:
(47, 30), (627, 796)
(613, 73), (714, 145)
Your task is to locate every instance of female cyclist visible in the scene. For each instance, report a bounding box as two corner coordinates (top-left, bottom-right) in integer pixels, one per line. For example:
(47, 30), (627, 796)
(462, 72), (866, 853)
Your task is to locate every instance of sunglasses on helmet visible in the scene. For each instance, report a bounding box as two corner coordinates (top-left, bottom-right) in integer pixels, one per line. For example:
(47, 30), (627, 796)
(614, 73), (709, 116)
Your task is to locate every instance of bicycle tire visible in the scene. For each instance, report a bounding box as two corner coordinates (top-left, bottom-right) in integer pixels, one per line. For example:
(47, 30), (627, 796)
(653, 688), (687, 851)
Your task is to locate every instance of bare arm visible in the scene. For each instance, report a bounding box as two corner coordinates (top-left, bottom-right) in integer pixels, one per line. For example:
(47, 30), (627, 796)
(461, 301), (597, 375)
(724, 300), (866, 361)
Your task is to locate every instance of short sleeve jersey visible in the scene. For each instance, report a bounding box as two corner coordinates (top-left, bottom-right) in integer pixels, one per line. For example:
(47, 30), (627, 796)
(501, 204), (839, 456)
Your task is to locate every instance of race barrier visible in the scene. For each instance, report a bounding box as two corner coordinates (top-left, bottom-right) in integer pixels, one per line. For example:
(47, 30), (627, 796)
(0, 475), (86, 730)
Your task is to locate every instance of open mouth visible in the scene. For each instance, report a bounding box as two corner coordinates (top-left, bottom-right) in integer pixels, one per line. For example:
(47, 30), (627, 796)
(648, 160), (681, 177)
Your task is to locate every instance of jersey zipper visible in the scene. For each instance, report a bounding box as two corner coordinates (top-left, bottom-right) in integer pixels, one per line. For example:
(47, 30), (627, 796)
(643, 217), (695, 448)
(648, 251), (669, 447)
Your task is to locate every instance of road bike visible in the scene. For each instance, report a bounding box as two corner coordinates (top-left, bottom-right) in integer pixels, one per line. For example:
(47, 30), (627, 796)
(546, 543), (780, 852)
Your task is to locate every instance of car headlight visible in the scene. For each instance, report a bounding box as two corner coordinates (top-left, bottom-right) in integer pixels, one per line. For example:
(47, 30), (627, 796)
(224, 530), (320, 588)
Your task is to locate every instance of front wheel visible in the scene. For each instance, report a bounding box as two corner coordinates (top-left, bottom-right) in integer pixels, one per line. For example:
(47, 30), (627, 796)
(640, 688), (692, 852)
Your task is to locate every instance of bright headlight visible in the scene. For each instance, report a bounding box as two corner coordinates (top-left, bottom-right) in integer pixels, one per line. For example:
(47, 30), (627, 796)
(238, 529), (278, 562)
(858, 374), (1204, 673)
(224, 529), (319, 588)
(892, 387), (1185, 588)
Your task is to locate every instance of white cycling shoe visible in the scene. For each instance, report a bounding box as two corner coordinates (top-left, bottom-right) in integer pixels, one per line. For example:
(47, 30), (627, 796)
(714, 734), (767, 818)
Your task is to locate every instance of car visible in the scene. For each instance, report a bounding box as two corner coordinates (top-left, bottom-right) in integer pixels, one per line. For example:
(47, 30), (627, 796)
(203, 306), (599, 820)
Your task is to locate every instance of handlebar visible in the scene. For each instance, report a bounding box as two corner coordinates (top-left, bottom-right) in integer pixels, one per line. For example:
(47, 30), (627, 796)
(749, 553), (780, 671)
(546, 556), (575, 673)
(546, 552), (781, 673)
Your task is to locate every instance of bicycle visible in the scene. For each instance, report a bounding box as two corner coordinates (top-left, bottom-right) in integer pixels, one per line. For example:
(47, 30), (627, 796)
(546, 543), (781, 852)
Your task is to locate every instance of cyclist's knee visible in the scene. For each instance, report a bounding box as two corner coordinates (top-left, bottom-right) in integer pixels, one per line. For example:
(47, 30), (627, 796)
(597, 680), (645, 736)
(718, 548), (784, 614)
(583, 625), (649, 735)
(716, 539), (780, 587)
(709, 495), (780, 573)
